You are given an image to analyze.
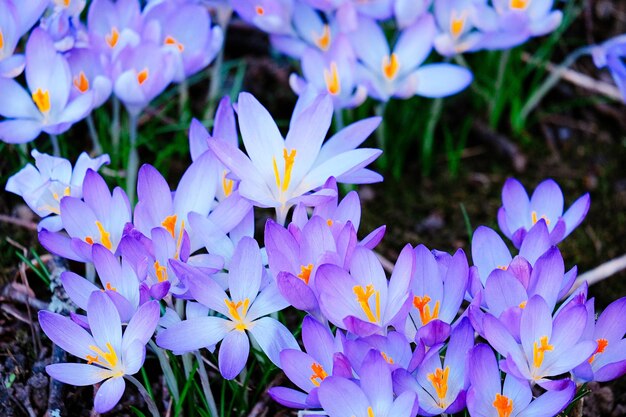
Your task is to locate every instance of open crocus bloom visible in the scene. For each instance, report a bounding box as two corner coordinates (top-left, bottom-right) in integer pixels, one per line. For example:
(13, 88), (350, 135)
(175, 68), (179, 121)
(39, 292), (159, 413)
(231, 0), (295, 35)
(433, 0), (486, 56)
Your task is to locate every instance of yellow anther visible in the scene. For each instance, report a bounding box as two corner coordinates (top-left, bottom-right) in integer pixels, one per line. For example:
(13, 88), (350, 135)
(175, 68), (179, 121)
(105, 282), (117, 291)
(154, 261), (168, 282)
(367, 407), (375, 417)
(532, 336), (554, 368)
(413, 295), (440, 325)
(86, 221), (112, 250)
(324, 62), (341, 95)
(272, 148), (297, 192)
(86, 342), (119, 369)
(314, 24), (331, 51)
(73, 71), (90, 93)
(382, 53), (400, 80)
(164, 35), (185, 52)
(137, 68), (149, 85)
(309, 362), (327, 387)
(493, 393), (513, 417)
(353, 284), (381, 323)
(497, 265), (508, 271)
(531, 211), (550, 226)
(381, 351), (394, 364)
(106, 27), (119, 48)
(588, 338), (609, 364)
(225, 298), (250, 331)
(510, 0), (530, 10)
(0, 30), (4, 49)
(297, 264), (313, 285)
(32, 88), (51, 114)
(162, 215), (177, 238)
(427, 366), (449, 408)
(255, 5), (265, 15)
(519, 301), (527, 309)
(173, 219), (185, 260)
(327, 219), (333, 226)
(222, 170), (234, 197)
(450, 9), (468, 38)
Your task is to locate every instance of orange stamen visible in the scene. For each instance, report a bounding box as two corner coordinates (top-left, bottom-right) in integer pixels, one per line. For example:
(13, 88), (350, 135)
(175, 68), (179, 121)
(427, 366), (449, 408)
(450, 10), (468, 38)
(531, 211), (550, 226)
(493, 393), (514, 417)
(323, 62), (341, 95)
(222, 170), (234, 197)
(297, 264), (313, 285)
(225, 298), (250, 331)
(314, 25), (331, 51)
(381, 351), (394, 364)
(353, 284), (381, 323)
(162, 215), (177, 238)
(164, 35), (185, 52)
(255, 5), (265, 15)
(106, 27), (119, 48)
(382, 53), (400, 80)
(589, 338), (609, 363)
(137, 68), (149, 85)
(73, 71), (90, 93)
(154, 261), (168, 282)
(510, 0), (530, 10)
(309, 362), (327, 386)
(272, 148), (297, 192)
(32, 88), (51, 113)
(532, 336), (554, 368)
(413, 295), (440, 325)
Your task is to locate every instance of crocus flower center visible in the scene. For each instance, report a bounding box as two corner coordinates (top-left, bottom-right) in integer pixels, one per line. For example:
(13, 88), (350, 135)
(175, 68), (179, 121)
(532, 335), (554, 368)
(255, 5), (265, 15)
(272, 148), (297, 193)
(154, 260), (168, 282)
(297, 264), (314, 285)
(137, 68), (149, 85)
(309, 362), (328, 386)
(0, 30), (4, 50)
(427, 366), (449, 408)
(324, 62), (341, 96)
(366, 407), (375, 417)
(104, 282), (117, 291)
(73, 71), (90, 93)
(450, 9), (468, 38)
(314, 25), (331, 51)
(327, 219), (333, 226)
(225, 298), (250, 331)
(519, 301), (527, 309)
(531, 211), (550, 226)
(222, 170), (234, 197)
(106, 27), (119, 48)
(85, 220), (112, 250)
(493, 393), (513, 417)
(162, 215), (178, 237)
(381, 351), (394, 364)
(510, 0), (530, 10)
(497, 265), (508, 270)
(382, 53), (400, 80)
(164, 35), (185, 52)
(32, 88), (51, 114)
(86, 342), (119, 370)
(53, 186), (71, 201)
(588, 338), (609, 363)
(413, 295), (440, 325)
(353, 284), (381, 323)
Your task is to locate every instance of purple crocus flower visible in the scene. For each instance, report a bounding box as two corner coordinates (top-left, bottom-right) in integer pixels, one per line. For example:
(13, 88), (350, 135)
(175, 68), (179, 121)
(344, 330), (413, 372)
(394, 0), (432, 28)
(467, 344), (576, 417)
(39, 292), (159, 413)
(156, 237), (299, 379)
(393, 318), (474, 415)
(5, 149), (109, 231)
(269, 316), (348, 408)
(433, 0), (486, 56)
(318, 349), (418, 417)
(404, 245), (468, 345)
(316, 245), (413, 337)
(0, 28), (94, 143)
(573, 297), (626, 382)
(87, 0), (142, 61)
(40, 0), (88, 52)
(482, 295), (596, 386)
(348, 15), (472, 101)
(497, 178), (591, 248)
(39, 169), (132, 262)
(592, 34), (626, 103)
(207, 92), (382, 224)
(304, 0), (394, 31)
(66, 47), (113, 108)
(231, 0), (294, 35)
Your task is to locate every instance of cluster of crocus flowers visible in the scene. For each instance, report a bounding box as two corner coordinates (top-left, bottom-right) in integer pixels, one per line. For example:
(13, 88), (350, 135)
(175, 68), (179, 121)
(26, 91), (625, 415)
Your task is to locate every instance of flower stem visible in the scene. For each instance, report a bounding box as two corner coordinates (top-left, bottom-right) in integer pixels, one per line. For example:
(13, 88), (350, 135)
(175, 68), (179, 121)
(111, 96), (120, 159)
(86, 114), (102, 155)
(333, 108), (344, 131)
(125, 375), (160, 417)
(50, 134), (60, 157)
(421, 97), (443, 177)
(126, 112), (139, 205)
(194, 351), (219, 417)
(374, 102), (387, 170)
(148, 340), (180, 403)
(204, 9), (232, 121)
(489, 49), (510, 127)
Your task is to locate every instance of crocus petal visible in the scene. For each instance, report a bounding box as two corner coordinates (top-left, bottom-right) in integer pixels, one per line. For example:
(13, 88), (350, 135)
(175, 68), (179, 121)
(156, 316), (229, 353)
(228, 236), (263, 302)
(39, 310), (97, 360)
(46, 363), (108, 386)
(562, 193), (590, 237)
(122, 300), (159, 351)
(318, 376), (370, 417)
(248, 317), (300, 366)
(94, 377), (126, 414)
(88, 291), (122, 353)
(60, 271), (98, 311)
(413, 64), (472, 98)
(219, 330), (250, 379)
(517, 380), (575, 417)
(268, 386), (309, 408)
(0, 119), (42, 143)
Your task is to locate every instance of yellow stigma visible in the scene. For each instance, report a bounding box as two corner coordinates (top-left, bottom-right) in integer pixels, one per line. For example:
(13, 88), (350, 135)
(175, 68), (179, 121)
(510, 0), (530, 10)
(493, 393), (513, 417)
(173, 219), (186, 260)
(588, 338), (609, 364)
(32, 88), (51, 114)
(324, 61), (341, 96)
(104, 282), (117, 292)
(531, 211), (550, 226)
(367, 407), (375, 417)
(86, 342), (119, 369)
(326, 219), (333, 226)
(427, 366), (449, 408)
(413, 295), (440, 325)
(106, 27), (119, 48)
(519, 301), (527, 309)
(309, 362), (328, 387)
(73, 71), (90, 93)
(225, 298), (250, 331)
(154, 260), (168, 282)
(164, 35), (185, 52)
(382, 53), (400, 80)
(222, 170), (234, 197)
(0, 30), (4, 50)
(162, 215), (177, 238)
(272, 148), (297, 192)
(297, 264), (313, 285)
(532, 336), (554, 369)
(314, 24), (331, 51)
(450, 9), (468, 38)
(255, 5), (265, 15)
(353, 284), (381, 323)
(85, 220), (112, 250)
(137, 68), (149, 85)
(381, 351), (394, 364)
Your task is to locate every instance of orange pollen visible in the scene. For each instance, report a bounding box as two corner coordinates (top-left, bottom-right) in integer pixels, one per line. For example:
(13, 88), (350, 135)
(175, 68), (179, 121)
(297, 264), (313, 285)
(314, 24), (331, 51)
(427, 366), (449, 407)
(589, 338), (609, 363)
(164, 35), (184, 52)
(85, 342), (119, 369)
(532, 336), (554, 368)
(510, 0), (530, 9)
(105, 282), (117, 291)
(32, 88), (51, 114)
(225, 298), (250, 331)
(519, 301), (527, 309)
(137, 68), (149, 85)
(493, 393), (513, 417)
(367, 407), (375, 417)
(106, 27), (119, 48)
(222, 170), (234, 197)
(413, 295), (440, 325)
(326, 219), (333, 226)
(154, 261), (168, 283)
(353, 284), (381, 323)
(497, 265), (508, 270)
(255, 5), (265, 15)
(382, 53), (400, 80)
(381, 351), (394, 364)
(161, 215), (177, 238)
(73, 71), (90, 93)
(0, 30), (4, 49)
(450, 10), (468, 38)
(531, 211), (550, 226)
(323, 61), (341, 96)
(85, 221), (112, 250)
(65, 0), (70, 6)
(272, 148), (297, 192)
(173, 219), (186, 260)
(309, 362), (328, 387)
